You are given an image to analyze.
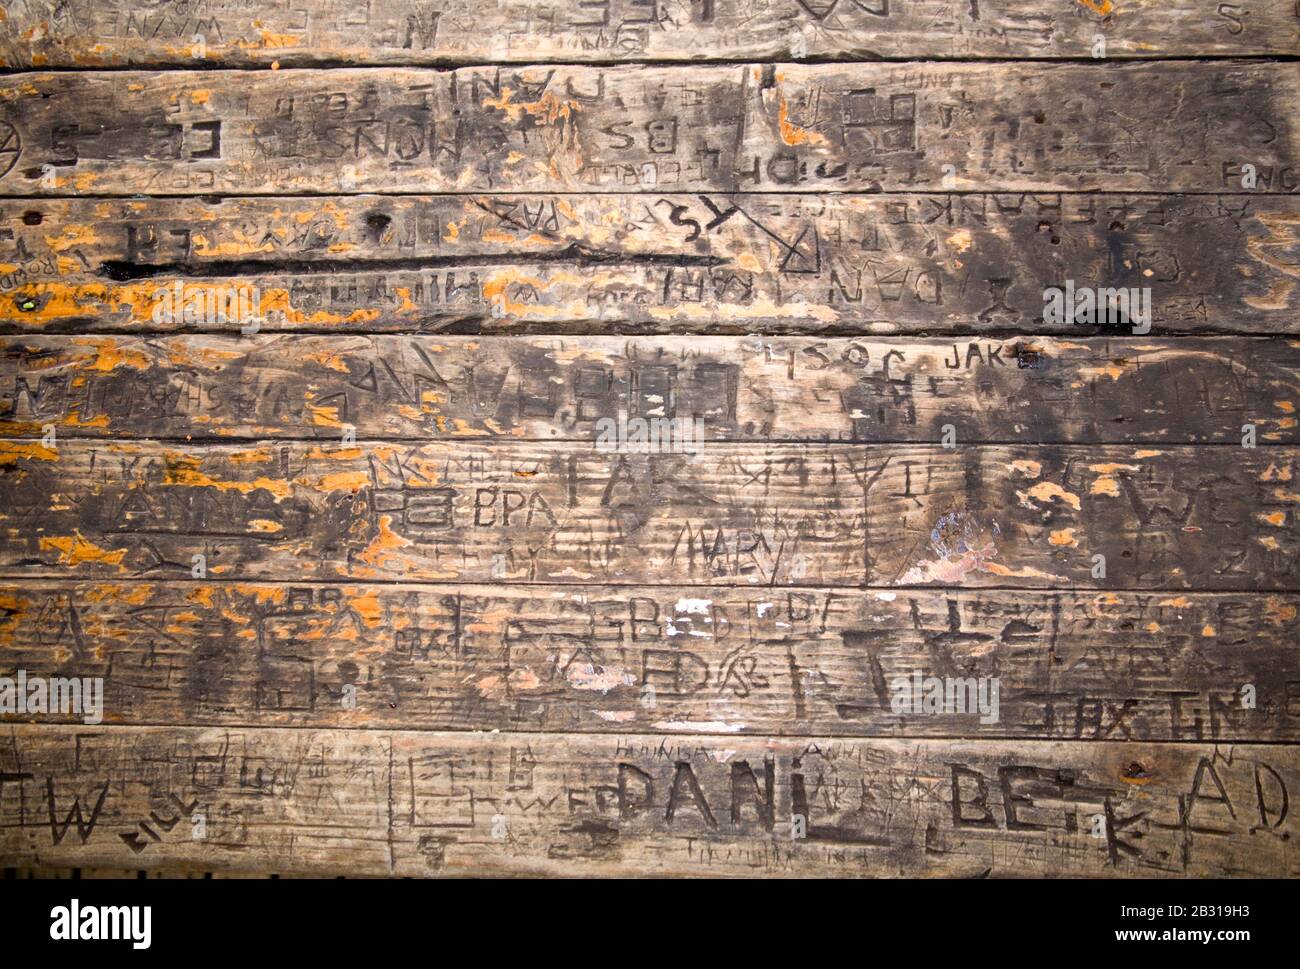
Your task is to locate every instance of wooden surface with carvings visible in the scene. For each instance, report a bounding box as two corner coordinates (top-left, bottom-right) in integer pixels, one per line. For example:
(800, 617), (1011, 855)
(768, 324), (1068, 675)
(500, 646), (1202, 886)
(0, 1), (1298, 880)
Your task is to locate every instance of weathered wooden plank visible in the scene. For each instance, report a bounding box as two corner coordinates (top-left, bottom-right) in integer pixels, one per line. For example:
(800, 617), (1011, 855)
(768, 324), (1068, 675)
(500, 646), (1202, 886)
(2, 724), (1296, 876)
(3, 581), (1297, 741)
(0, 64), (1295, 196)
(4, 0), (1299, 66)
(3, 334), (1299, 444)
(3, 194), (1299, 335)
(0, 440), (1295, 588)
(1, 865), (267, 878)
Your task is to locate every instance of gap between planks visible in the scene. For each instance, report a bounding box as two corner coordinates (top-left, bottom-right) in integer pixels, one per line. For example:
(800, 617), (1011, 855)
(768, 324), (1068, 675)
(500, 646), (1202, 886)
(7, 720), (1300, 746)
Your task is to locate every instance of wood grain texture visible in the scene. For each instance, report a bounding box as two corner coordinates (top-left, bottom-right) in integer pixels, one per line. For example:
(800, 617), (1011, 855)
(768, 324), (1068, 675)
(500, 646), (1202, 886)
(2, 334), (1299, 444)
(2, 724), (1296, 877)
(4, 0), (1300, 66)
(1, 0), (1298, 883)
(3, 193), (1299, 335)
(0, 63), (1296, 196)
(0, 440), (1296, 588)
(3, 866), (275, 878)
(2, 581), (1297, 741)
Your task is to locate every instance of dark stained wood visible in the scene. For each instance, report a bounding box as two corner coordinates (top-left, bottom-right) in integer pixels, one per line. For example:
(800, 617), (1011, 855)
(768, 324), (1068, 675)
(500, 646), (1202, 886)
(0, 440), (1296, 589)
(3, 724), (1296, 876)
(0, 63), (1295, 196)
(3, 581), (1297, 741)
(1, 0), (1297, 884)
(4, 1), (1299, 66)
(2, 334), (1299, 444)
(3, 194), (1299, 335)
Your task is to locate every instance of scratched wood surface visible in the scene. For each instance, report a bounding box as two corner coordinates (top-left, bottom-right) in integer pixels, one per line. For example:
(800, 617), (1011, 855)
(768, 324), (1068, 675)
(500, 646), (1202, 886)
(3, 335), (1299, 443)
(0, 64), (1297, 196)
(1, 3), (1299, 879)
(2, 581), (1298, 741)
(2, 194), (1299, 335)
(2, 725), (1296, 877)
(1, 440), (1297, 587)
(4, 0), (1300, 65)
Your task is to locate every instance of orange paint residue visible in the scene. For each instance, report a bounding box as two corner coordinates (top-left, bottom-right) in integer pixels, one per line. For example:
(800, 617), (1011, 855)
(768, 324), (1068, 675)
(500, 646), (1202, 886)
(301, 348), (353, 373)
(227, 448), (274, 465)
(1025, 481), (1082, 511)
(1246, 214), (1300, 285)
(482, 269), (582, 318)
(72, 337), (152, 373)
(163, 454), (294, 500)
(259, 287), (386, 327)
(165, 341), (243, 368)
(1084, 362), (1126, 381)
(307, 403), (345, 428)
(397, 456), (444, 484)
(982, 562), (1066, 582)
(233, 584), (287, 605)
(1090, 476), (1121, 497)
(190, 228), (279, 258)
(778, 98), (829, 148)
(40, 533), (127, 570)
(358, 514), (413, 570)
(9, 280), (385, 330)
(44, 224), (102, 252)
(63, 409), (110, 428)
(1264, 598), (1297, 626)
(0, 442), (58, 464)
(346, 592), (384, 627)
(0, 591), (26, 636)
(301, 471), (369, 493)
(441, 418), (489, 438)
(84, 584), (151, 606)
(305, 446), (364, 461)
(482, 87), (579, 126)
(225, 25), (300, 49)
